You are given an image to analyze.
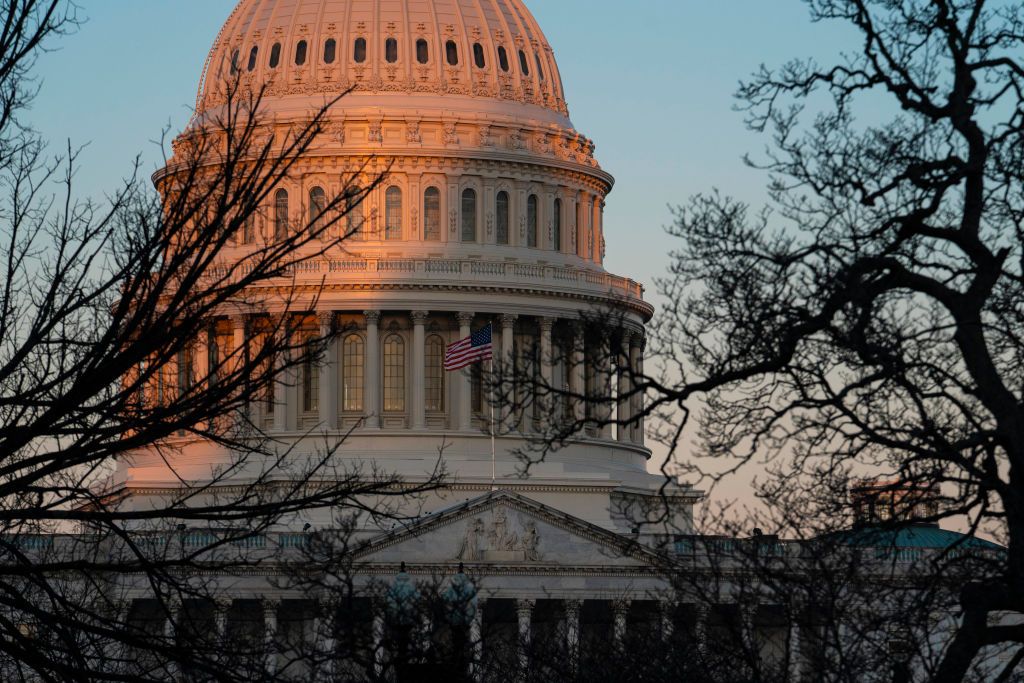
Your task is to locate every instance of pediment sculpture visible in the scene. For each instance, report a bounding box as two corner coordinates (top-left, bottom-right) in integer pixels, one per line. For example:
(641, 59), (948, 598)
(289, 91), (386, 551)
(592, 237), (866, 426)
(456, 506), (541, 563)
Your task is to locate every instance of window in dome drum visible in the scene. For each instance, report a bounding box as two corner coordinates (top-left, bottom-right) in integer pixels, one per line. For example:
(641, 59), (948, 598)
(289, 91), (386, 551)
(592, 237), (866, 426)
(473, 43), (486, 69)
(295, 40), (307, 66)
(354, 37), (367, 63)
(416, 39), (428, 64)
(324, 38), (336, 64)
(423, 187), (441, 241)
(247, 46), (258, 72)
(386, 38), (398, 63)
(527, 194), (538, 247)
(461, 189), (477, 242)
(498, 46), (509, 72)
(553, 198), (562, 250)
(446, 40), (459, 66)
(496, 191), (510, 245)
(274, 189), (289, 239)
(535, 54), (544, 80)
(230, 49), (240, 76)
(269, 42), (281, 68)
(385, 187), (402, 240)
(309, 187), (326, 236)
(518, 50), (530, 76)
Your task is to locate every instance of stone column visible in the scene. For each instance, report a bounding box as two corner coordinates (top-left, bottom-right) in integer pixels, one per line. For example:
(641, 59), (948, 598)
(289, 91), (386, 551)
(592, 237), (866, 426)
(694, 603), (709, 658)
(232, 315), (249, 419)
(272, 318), (288, 433)
(500, 314), (517, 433)
(788, 619), (803, 682)
(264, 599), (279, 676)
(215, 599), (231, 642)
(164, 600), (180, 679)
(597, 338), (614, 440)
(372, 612), (386, 678)
(660, 601), (675, 643)
(195, 323), (211, 389)
(317, 312), (338, 430)
(617, 332), (632, 443)
(570, 324), (586, 425)
(317, 603), (336, 682)
(564, 600), (581, 674)
(411, 311), (428, 429)
(612, 599), (631, 648)
(364, 311), (381, 429)
(516, 598), (535, 676)
(470, 598), (485, 683)
(457, 312), (475, 431)
(739, 601), (758, 657)
(539, 318), (554, 423)
(629, 336), (644, 445)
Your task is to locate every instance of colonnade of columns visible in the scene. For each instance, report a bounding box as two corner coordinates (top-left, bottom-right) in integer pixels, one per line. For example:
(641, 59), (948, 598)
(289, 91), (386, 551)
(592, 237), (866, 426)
(219, 309), (646, 442)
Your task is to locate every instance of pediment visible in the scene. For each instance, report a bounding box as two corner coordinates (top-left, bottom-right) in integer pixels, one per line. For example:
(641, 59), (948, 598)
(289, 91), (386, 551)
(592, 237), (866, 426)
(355, 490), (658, 569)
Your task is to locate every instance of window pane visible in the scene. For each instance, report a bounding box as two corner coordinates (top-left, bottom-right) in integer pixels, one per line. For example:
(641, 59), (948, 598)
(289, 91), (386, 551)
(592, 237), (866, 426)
(346, 186), (364, 239)
(324, 38), (336, 64)
(424, 187), (441, 241)
(416, 39), (429, 64)
(342, 335), (364, 411)
(518, 50), (530, 76)
(425, 336), (445, 412)
(445, 40), (459, 66)
(385, 38), (398, 63)
(385, 187), (402, 240)
(527, 194), (538, 248)
(309, 187), (326, 236)
(383, 335), (405, 412)
(247, 46), (258, 72)
(461, 189), (477, 242)
(270, 43), (281, 68)
(295, 40), (307, 66)
(354, 38), (367, 63)
(275, 189), (289, 239)
(498, 46), (509, 72)
(553, 198), (562, 251)
(496, 191), (509, 245)
(473, 43), (486, 69)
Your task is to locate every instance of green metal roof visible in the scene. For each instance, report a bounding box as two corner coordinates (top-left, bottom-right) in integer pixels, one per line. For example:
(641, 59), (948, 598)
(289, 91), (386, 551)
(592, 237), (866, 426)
(828, 524), (1003, 551)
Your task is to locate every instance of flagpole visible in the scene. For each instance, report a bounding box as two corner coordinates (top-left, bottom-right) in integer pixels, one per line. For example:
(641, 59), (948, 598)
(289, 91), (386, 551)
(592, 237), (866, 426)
(489, 354), (496, 491)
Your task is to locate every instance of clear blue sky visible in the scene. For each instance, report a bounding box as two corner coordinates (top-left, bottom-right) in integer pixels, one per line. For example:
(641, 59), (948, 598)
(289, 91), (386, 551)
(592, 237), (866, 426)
(29, 0), (857, 296)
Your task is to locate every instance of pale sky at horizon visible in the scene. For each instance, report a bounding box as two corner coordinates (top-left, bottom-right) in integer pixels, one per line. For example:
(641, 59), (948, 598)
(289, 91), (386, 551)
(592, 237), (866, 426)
(26, 1), (863, 524)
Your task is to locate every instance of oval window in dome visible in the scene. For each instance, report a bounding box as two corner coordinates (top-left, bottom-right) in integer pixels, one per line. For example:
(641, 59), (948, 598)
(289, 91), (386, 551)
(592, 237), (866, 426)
(416, 39), (429, 64)
(518, 50), (530, 76)
(324, 38), (337, 64)
(354, 37), (367, 63)
(229, 49), (240, 76)
(445, 40), (459, 66)
(473, 43), (485, 69)
(385, 38), (398, 63)
(295, 40), (307, 66)
(269, 43), (282, 68)
(247, 46), (258, 72)
(497, 46), (509, 72)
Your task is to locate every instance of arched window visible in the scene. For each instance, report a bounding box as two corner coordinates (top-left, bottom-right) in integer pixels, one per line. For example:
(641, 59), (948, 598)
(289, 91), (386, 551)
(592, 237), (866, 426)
(461, 188), (477, 243)
(301, 333), (318, 414)
(269, 42), (282, 68)
(385, 187), (402, 240)
(342, 335), (364, 411)
(553, 198), (562, 251)
(496, 191), (510, 245)
(324, 38), (337, 64)
(473, 43), (486, 69)
(425, 335), (445, 412)
(518, 50), (530, 76)
(535, 54), (544, 80)
(385, 38), (398, 63)
(247, 46), (258, 72)
(445, 40), (459, 66)
(295, 40), (308, 66)
(309, 187), (326, 236)
(274, 189), (289, 239)
(497, 46), (509, 72)
(242, 212), (256, 245)
(230, 49), (240, 76)
(383, 335), (405, 412)
(416, 39), (429, 64)
(527, 194), (538, 248)
(346, 186), (364, 240)
(354, 38), (367, 63)
(423, 187), (441, 241)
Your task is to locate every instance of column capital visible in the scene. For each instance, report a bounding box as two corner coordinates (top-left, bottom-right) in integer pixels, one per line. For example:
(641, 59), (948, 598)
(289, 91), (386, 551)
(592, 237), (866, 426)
(262, 598), (281, 616)
(515, 598), (536, 615)
(411, 310), (429, 325)
(611, 598), (632, 617)
(499, 313), (519, 329)
(538, 316), (555, 333)
(363, 310), (381, 325)
(457, 311), (476, 326)
(563, 599), (582, 617)
(214, 597), (233, 612)
(318, 310), (336, 329)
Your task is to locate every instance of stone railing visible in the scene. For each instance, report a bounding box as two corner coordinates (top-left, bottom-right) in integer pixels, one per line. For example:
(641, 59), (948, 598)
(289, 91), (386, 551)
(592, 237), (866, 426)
(213, 257), (646, 302)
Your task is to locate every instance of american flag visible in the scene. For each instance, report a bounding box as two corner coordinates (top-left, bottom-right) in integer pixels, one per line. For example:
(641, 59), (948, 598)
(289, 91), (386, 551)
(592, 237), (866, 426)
(444, 324), (493, 371)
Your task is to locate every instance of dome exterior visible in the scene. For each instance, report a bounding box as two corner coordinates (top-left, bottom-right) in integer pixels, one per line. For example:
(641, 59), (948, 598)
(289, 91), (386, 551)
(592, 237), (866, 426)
(198, 0), (573, 128)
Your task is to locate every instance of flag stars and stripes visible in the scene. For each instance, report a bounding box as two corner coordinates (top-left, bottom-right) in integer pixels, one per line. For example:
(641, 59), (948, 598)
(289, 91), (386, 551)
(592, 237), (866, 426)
(444, 324), (493, 371)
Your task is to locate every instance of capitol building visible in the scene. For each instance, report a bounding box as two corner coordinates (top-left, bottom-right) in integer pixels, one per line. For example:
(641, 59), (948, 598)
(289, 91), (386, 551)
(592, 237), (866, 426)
(68, 1), (1010, 681)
